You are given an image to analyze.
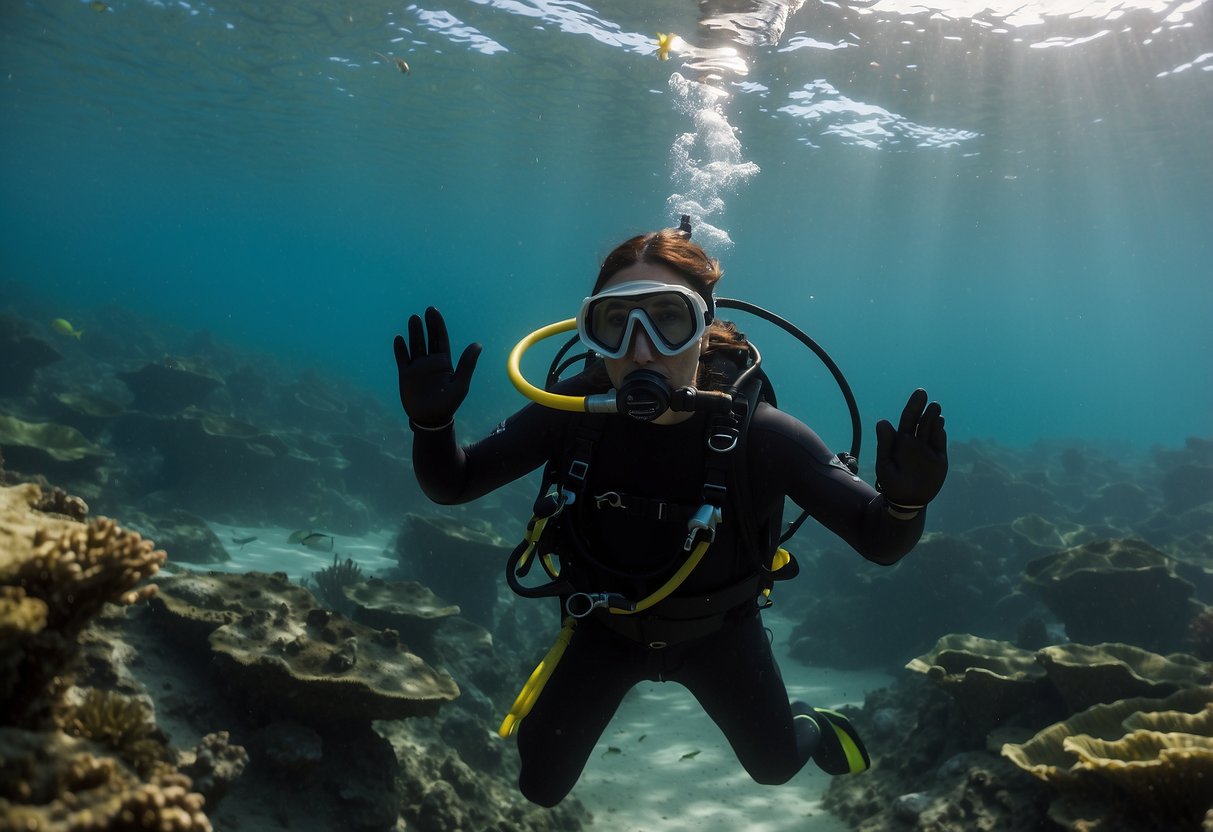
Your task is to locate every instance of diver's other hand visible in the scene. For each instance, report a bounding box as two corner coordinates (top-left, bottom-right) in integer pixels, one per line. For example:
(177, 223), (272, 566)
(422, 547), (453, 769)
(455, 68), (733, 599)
(874, 388), (948, 510)
(393, 307), (482, 429)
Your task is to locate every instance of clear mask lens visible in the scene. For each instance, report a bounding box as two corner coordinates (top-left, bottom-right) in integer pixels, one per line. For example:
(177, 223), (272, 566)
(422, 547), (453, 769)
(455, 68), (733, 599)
(578, 282), (708, 359)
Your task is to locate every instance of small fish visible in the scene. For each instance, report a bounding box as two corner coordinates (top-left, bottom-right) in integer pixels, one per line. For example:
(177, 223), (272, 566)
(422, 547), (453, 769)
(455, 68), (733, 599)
(637, 734), (647, 743)
(602, 746), (622, 757)
(373, 51), (410, 74)
(656, 33), (675, 61)
(288, 531), (334, 552)
(680, 750), (701, 761)
(91, 1), (108, 11)
(232, 535), (258, 547)
(52, 318), (83, 340)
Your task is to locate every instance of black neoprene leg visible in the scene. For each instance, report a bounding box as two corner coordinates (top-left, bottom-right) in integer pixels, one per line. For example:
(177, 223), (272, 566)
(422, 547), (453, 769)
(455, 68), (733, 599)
(516, 622), (644, 807)
(671, 610), (813, 785)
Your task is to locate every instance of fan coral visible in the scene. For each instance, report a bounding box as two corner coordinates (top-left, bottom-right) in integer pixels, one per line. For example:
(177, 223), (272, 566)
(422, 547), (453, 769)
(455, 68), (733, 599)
(310, 553), (363, 613)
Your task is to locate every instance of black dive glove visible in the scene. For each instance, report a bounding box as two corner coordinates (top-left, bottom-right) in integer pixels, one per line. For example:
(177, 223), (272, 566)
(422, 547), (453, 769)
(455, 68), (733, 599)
(392, 307), (482, 430)
(874, 388), (948, 515)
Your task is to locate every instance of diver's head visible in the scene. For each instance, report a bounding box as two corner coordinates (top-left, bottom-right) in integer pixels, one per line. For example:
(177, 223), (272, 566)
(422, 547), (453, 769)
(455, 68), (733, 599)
(583, 263), (711, 424)
(582, 228), (732, 424)
(592, 226), (721, 319)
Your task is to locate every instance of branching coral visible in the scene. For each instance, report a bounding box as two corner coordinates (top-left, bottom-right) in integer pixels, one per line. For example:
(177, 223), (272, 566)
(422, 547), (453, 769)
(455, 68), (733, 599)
(1, 483), (166, 727)
(0, 485), (213, 830)
(64, 689), (167, 777)
(22, 516), (164, 632)
(0, 729), (211, 832)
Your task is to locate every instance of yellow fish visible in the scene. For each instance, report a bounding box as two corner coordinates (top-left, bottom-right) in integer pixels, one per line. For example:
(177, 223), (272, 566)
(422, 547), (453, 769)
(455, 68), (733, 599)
(52, 318), (83, 340)
(656, 32), (675, 61)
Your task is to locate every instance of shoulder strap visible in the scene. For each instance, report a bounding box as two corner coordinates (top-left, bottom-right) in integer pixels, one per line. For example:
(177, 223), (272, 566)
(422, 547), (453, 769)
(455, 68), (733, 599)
(726, 370), (799, 582)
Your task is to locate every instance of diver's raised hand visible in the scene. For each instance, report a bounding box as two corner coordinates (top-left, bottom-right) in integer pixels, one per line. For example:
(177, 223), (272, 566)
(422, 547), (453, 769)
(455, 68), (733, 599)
(874, 388), (948, 511)
(393, 307), (482, 430)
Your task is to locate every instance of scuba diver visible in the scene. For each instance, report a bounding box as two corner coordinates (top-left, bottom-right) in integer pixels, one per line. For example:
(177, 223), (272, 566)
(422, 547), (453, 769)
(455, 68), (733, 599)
(392, 222), (948, 807)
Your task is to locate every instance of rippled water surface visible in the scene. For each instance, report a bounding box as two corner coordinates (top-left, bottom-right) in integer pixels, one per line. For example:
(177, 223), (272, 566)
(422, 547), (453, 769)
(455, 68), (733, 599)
(2, 0), (1210, 448)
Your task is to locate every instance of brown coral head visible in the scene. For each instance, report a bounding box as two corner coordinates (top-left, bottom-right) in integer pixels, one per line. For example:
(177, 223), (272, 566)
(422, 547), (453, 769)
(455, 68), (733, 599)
(25, 517), (166, 632)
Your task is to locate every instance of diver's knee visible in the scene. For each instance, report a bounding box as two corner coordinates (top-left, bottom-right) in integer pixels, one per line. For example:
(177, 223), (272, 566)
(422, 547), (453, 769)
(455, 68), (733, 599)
(518, 773), (570, 808)
(744, 756), (801, 786)
(750, 768), (797, 787)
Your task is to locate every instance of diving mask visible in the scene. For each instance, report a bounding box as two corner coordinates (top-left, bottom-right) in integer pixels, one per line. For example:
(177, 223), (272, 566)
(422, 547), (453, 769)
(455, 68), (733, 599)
(577, 280), (711, 359)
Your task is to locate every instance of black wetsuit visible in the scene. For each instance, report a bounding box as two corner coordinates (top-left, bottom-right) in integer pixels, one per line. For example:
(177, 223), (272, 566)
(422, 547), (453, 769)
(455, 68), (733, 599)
(412, 376), (925, 806)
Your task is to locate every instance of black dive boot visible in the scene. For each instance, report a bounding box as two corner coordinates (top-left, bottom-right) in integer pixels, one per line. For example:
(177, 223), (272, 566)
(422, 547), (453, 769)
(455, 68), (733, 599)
(791, 701), (871, 775)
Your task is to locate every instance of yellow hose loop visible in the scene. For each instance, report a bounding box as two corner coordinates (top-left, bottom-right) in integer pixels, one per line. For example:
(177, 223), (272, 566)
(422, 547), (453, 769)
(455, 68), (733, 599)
(499, 540), (713, 737)
(613, 538), (712, 615)
(498, 617), (577, 739)
(507, 319), (586, 412)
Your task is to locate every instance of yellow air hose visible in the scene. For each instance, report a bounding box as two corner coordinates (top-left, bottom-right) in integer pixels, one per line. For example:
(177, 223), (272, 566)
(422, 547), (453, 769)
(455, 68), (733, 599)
(498, 537), (714, 737)
(499, 616), (577, 738)
(507, 319), (586, 412)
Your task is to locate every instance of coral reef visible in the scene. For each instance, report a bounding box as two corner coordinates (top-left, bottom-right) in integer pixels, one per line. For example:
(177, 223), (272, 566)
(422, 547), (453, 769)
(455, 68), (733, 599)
(145, 568), (588, 831)
(146, 569), (295, 647)
(392, 739), (591, 832)
(397, 512), (508, 627)
(1, 483), (164, 726)
(0, 729), (211, 832)
(177, 731), (248, 807)
(821, 675), (1055, 832)
(1023, 537), (1202, 653)
(209, 604), (459, 723)
(905, 634), (1055, 734)
(117, 356), (223, 414)
(63, 688), (167, 776)
(344, 576), (460, 661)
(0, 413), (110, 481)
(31, 485), (89, 521)
(0, 482), (219, 831)
(1002, 687), (1213, 829)
(909, 633), (1211, 732)
(1036, 641), (1211, 712)
(150, 569), (460, 725)
(0, 314), (61, 396)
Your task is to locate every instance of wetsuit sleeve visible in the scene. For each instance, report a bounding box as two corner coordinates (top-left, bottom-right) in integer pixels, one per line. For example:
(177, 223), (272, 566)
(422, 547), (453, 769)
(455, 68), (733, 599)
(748, 404), (924, 565)
(411, 402), (562, 505)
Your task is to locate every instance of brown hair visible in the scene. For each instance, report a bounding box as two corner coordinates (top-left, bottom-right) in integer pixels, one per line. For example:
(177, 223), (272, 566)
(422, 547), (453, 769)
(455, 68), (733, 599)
(593, 228), (722, 313)
(593, 228), (749, 389)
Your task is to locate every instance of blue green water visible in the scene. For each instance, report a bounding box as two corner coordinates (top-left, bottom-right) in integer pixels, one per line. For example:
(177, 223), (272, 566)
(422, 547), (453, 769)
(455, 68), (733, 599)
(2, 0), (1210, 454)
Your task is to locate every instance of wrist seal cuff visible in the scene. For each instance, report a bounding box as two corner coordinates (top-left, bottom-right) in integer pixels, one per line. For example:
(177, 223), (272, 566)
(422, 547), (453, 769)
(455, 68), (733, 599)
(409, 418), (454, 432)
